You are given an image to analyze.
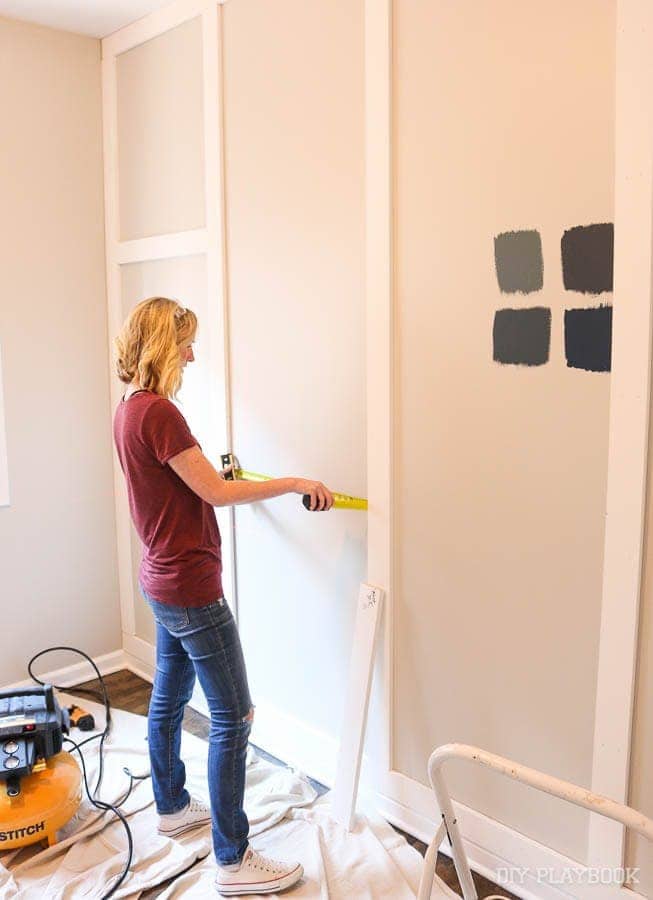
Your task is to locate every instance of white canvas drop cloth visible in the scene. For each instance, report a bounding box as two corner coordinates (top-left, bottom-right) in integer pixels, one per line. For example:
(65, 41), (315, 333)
(0, 692), (455, 899)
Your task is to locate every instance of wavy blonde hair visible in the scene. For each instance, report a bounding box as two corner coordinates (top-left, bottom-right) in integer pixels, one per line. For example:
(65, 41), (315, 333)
(115, 297), (197, 399)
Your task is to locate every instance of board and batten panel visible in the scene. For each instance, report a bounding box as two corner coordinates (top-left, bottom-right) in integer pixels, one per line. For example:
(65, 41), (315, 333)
(626, 381), (653, 893)
(393, 0), (615, 860)
(119, 255), (209, 644)
(222, 0), (365, 738)
(116, 16), (205, 241)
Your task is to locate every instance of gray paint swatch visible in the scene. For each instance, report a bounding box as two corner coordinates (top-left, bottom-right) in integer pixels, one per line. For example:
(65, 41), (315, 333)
(493, 307), (551, 366)
(494, 230), (544, 294)
(564, 305), (612, 372)
(561, 223), (613, 294)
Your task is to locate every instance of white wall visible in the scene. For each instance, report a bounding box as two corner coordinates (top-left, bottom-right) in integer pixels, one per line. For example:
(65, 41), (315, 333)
(222, 0), (366, 741)
(0, 16), (120, 683)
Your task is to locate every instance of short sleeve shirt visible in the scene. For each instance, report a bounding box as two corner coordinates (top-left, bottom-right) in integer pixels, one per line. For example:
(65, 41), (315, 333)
(113, 391), (223, 606)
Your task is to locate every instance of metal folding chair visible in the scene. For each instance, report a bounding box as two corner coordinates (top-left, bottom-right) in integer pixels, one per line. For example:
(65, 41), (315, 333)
(417, 743), (653, 900)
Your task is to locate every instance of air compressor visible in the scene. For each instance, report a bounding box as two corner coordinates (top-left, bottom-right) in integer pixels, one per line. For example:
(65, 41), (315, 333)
(0, 684), (82, 849)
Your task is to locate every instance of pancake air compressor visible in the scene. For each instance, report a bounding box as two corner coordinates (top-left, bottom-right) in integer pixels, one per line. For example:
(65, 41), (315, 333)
(0, 685), (82, 849)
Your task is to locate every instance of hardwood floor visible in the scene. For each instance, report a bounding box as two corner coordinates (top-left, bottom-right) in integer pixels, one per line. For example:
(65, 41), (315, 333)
(70, 670), (518, 900)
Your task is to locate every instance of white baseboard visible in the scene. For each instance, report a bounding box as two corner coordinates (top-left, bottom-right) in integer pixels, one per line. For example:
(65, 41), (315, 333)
(3, 640), (640, 900)
(1, 649), (127, 693)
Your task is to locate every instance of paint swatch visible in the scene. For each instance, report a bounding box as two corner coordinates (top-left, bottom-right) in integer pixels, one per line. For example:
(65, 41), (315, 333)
(564, 306), (612, 372)
(493, 307), (551, 366)
(561, 223), (613, 294)
(494, 230), (543, 294)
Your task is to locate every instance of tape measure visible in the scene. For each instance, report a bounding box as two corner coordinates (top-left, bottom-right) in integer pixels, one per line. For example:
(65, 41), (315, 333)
(220, 454), (367, 511)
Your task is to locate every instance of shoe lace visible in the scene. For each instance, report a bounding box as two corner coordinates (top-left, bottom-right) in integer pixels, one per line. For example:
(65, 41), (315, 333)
(248, 849), (285, 874)
(188, 797), (209, 814)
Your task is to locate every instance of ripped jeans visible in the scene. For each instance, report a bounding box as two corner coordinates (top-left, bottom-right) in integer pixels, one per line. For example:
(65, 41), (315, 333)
(142, 587), (253, 865)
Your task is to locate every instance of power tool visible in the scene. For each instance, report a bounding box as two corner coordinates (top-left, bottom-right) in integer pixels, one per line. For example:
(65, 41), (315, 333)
(67, 703), (95, 731)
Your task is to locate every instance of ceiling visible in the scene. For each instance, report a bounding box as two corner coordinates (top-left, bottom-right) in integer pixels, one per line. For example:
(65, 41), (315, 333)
(0, 0), (177, 38)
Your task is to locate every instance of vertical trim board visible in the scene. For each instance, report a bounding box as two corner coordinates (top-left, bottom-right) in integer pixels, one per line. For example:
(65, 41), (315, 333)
(365, 0), (394, 777)
(202, 2), (238, 618)
(101, 46), (137, 637)
(589, 0), (653, 869)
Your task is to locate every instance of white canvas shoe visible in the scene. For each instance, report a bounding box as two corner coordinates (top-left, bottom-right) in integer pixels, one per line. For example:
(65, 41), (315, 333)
(157, 796), (212, 837)
(214, 846), (304, 895)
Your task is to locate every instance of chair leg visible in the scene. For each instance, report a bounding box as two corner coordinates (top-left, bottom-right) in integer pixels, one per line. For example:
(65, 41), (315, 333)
(417, 821), (447, 900)
(431, 770), (478, 900)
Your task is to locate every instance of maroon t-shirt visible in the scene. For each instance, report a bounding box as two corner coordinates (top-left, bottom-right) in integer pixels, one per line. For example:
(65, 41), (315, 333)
(113, 391), (223, 607)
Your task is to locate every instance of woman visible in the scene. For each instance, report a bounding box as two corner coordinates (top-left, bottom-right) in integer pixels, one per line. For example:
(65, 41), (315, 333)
(113, 297), (333, 896)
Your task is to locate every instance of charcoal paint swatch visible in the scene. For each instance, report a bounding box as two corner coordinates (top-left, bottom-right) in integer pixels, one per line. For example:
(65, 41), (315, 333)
(493, 307), (551, 366)
(561, 223), (613, 294)
(494, 230), (543, 294)
(564, 306), (612, 372)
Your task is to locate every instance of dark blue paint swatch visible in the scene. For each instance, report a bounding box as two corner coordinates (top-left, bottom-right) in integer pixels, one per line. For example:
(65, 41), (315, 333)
(494, 230), (544, 294)
(561, 223), (613, 294)
(493, 307), (551, 366)
(564, 306), (612, 372)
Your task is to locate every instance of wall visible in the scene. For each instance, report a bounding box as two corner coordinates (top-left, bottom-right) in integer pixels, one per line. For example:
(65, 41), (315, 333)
(393, 0), (615, 861)
(222, 0), (366, 741)
(0, 16), (120, 683)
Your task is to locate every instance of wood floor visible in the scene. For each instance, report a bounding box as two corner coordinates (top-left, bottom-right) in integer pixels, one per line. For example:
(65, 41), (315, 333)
(70, 670), (518, 900)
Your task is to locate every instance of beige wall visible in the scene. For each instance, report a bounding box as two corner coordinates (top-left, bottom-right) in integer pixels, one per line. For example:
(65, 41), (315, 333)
(393, 0), (615, 860)
(222, 0), (365, 737)
(0, 17), (120, 682)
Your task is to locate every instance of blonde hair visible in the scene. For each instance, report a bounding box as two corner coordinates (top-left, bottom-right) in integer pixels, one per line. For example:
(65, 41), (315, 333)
(115, 297), (197, 399)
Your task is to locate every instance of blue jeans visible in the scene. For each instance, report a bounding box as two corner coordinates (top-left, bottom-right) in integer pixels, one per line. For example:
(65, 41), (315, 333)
(142, 588), (253, 866)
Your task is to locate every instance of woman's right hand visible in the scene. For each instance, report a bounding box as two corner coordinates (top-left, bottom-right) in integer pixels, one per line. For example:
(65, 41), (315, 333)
(293, 478), (334, 511)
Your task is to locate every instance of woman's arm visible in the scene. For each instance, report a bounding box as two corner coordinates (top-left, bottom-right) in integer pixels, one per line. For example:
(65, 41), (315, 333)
(168, 445), (333, 510)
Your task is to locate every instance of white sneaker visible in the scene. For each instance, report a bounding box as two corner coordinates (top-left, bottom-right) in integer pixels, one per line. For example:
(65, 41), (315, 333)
(214, 846), (304, 895)
(157, 796), (212, 837)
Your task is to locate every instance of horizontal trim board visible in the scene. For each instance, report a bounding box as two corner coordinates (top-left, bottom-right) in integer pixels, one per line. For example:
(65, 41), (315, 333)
(114, 229), (208, 265)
